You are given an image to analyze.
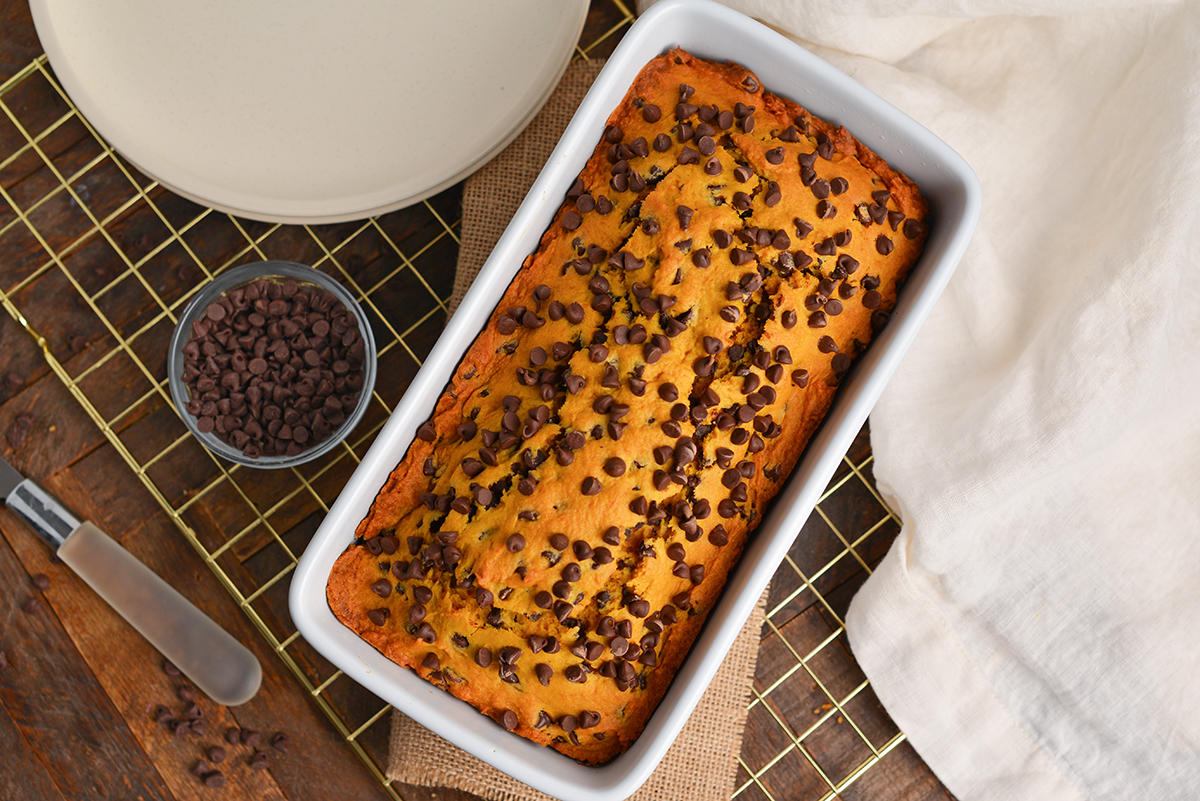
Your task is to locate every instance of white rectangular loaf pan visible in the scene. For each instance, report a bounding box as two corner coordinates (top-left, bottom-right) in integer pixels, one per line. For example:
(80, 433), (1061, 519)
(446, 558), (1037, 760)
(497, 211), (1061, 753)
(290, 0), (981, 798)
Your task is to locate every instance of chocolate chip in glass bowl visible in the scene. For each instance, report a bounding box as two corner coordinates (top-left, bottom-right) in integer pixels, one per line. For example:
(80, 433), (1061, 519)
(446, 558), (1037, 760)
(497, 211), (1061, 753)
(170, 263), (376, 467)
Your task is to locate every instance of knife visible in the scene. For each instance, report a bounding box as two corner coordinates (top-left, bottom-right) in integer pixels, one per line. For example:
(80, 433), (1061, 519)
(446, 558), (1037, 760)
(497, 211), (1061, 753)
(0, 456), (261, 706)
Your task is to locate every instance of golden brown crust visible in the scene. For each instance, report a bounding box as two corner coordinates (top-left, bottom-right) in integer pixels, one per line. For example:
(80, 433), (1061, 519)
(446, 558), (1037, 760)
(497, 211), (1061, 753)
(328, 48), (928, 764)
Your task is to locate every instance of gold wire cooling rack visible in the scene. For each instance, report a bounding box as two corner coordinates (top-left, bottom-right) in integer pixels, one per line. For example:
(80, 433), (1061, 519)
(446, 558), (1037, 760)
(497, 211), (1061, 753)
(0, 1), (927, 798)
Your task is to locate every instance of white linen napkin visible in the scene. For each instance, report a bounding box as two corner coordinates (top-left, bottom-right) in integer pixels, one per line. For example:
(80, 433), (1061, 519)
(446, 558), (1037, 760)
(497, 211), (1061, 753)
(639, 1), (1200, 798)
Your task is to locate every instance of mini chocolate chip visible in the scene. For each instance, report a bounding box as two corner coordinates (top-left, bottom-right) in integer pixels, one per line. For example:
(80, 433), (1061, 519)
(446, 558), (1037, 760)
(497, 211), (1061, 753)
(603, 457), (626, 477)
(903, 218), (926, 239)
(876, 235), (894, 255)
(554, 600), (574, 622)
(675, 204), (695, 230)
(475, 646), (493, 668)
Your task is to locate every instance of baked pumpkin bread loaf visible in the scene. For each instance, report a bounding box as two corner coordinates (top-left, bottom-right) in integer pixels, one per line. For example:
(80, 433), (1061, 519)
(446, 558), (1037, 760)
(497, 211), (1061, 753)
(327, 48), (928, 764)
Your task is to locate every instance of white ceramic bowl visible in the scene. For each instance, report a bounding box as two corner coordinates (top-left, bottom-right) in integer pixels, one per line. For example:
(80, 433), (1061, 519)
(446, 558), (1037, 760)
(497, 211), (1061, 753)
(290, 1), (981, 798)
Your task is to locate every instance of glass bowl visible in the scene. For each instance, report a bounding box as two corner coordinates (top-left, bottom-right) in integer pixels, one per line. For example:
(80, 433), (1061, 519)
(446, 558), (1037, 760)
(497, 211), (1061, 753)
(167, 261), (377, 469)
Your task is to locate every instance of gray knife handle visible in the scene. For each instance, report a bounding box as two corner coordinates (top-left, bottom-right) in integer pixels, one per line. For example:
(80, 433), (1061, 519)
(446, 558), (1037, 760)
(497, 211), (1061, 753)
(57, 521), (262, 706)
(6, 478), (80, 549)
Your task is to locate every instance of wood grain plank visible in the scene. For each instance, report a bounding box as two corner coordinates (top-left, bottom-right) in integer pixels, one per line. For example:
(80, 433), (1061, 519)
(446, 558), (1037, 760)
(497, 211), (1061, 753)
(0, 308), (52, 408)
(0, 1), (38, 85)
(0, 514), (176, 801)
(839, 740), (959, 801)
(0, 698), (69, 801)
(0, 359), (112, 481)
(3, 475), (288, 801)
(27, 456), (394, 801)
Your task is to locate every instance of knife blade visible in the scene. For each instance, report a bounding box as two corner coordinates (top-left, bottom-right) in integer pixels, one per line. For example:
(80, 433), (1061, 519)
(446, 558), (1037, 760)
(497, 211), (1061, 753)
(0, 456), (261, 706)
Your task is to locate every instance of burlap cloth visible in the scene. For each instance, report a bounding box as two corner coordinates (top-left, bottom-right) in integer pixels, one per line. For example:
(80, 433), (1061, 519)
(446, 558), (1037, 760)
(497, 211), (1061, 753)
(386, 59), (770, 801)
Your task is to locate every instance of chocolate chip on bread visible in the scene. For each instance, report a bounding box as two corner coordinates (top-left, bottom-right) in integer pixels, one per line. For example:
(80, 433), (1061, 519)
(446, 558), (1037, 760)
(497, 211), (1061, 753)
(327, 47), (928, 765)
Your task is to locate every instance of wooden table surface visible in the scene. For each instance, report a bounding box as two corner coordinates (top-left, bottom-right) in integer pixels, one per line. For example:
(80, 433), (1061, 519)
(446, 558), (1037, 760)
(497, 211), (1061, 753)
(0, 2), (956, 799)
